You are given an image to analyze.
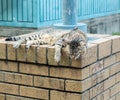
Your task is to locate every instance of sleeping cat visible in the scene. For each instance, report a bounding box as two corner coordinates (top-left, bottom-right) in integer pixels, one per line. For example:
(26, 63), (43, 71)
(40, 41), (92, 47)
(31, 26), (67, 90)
(5, 27), (87, 62)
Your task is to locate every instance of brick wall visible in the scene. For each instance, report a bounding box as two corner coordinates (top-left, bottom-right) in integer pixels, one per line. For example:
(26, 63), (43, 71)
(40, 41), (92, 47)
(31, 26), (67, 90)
(0, 34), (120, 100)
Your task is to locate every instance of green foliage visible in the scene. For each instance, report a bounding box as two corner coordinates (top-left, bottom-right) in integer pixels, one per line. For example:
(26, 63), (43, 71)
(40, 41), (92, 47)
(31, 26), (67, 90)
(112, 32), (120, 36)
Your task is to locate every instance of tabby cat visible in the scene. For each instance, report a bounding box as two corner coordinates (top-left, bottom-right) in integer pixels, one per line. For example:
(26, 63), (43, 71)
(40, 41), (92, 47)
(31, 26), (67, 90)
(5, 27), (87, 63)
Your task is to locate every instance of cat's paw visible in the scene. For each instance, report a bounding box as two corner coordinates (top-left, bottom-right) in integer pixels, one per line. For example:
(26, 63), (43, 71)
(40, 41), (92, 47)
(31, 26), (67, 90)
(26, 41), (33, 49)
(13, 42), (21, 48)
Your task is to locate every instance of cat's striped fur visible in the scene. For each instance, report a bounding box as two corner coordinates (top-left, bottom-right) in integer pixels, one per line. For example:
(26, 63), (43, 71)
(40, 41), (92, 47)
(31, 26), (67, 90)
(5, 27), (87, 62)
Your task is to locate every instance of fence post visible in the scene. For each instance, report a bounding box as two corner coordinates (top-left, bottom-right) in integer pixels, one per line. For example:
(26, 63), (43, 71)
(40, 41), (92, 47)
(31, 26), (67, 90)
(54, 0), (87, 33)
(62, 0), (77, 25)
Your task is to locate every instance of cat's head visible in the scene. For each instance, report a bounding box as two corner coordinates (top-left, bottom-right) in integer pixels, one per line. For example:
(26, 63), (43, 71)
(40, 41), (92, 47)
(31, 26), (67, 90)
(65, 37), (86, 60)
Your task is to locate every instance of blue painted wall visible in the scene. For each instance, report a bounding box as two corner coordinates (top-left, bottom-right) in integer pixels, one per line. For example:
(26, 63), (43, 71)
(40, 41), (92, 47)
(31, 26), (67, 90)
(0, 0), (120, 28)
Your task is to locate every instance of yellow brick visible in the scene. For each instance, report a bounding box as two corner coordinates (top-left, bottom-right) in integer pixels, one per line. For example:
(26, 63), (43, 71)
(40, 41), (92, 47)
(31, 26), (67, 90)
(71, 44), (97, 68)
(50, 67), (81, 80)
(91, 97), (97, 100)
(96, 71), (104, 83)
(110, 63), (120, 76)
(90, 82), (104, 99)
(104, 76), (116, 90)
(0, 43), (6, 59)
(47, 46), (58, 66)
(116, 93), (120, 100)
(81, 90), (90, 100)
(112, 36), (120, 54)
(19, 63), (48, 76)
(81, 66), (90, 79)
(37, 45), (47, 64)
(47, 46), (71, 66)
(66, 78), (91, 92)
(109, 96), (116, 100)
(20, 86), (49, 100)
(50, 90), (81, 100)
(0, 72), (5, 81)
(65, 80), (82, 92)
(101, 67), (109, 80)
(89, 60), (103, 75)
(6, 95), (20, 100)
(91, 69), (108, 86)
(115, 52), (120, 62)
(82, 78), (92, 91)
(91, 67), (109, 85)
(91, 75), (97, 86)
(7, 43), (16, 60)
(96, 93), (104, 100)
(116, 73), (120, 83)
(0, 83), (19, 95)
(92, 38), (111, 59)
(34, 76), (64, 90)
(99, 39), (111, 59)
(6, 95), (35, 100)
(26, 45), (36, 63)
(90, 64), (105, 86)
(0, 61), (18, 72)
(0, 94), (5, 100)
(103, 89), (110, 100)
(59, 48), (70, 66)
(104, 55), (116, 68)
(5, 73), (33, 86)
(110, 82), (120, 97)
(51, 66), (89, 81)
(17, 45), (26, 61)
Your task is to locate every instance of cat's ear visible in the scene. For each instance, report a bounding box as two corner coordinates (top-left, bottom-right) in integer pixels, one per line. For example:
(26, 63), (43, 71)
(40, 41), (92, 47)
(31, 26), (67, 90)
(73, 27), (78, 30)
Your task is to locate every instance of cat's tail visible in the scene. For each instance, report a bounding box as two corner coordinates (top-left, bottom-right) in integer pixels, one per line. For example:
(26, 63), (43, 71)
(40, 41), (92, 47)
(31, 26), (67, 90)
(5, 36), (21, 41)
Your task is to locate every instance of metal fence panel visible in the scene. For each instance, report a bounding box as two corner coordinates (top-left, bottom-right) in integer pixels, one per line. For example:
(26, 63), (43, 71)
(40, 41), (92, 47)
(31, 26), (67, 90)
(0, 0), (120, 28)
